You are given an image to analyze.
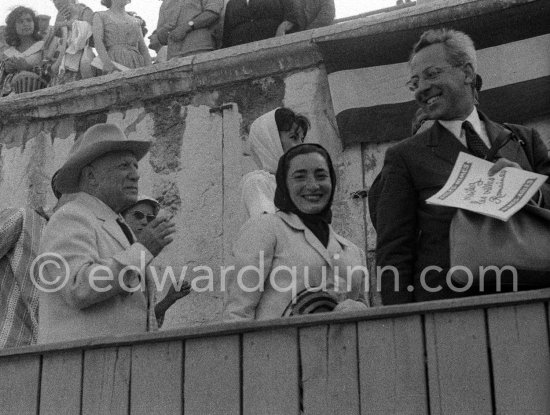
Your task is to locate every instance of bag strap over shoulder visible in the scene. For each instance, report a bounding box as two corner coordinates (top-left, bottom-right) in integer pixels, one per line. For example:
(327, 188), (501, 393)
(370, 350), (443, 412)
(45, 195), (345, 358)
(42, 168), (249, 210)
(503, 123), (538, 171)
(486, 122), (535, 170)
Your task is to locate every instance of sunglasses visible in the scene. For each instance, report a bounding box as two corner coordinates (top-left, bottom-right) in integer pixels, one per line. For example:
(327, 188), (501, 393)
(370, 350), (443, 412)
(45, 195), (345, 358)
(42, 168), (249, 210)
(132, 210), (156, 223)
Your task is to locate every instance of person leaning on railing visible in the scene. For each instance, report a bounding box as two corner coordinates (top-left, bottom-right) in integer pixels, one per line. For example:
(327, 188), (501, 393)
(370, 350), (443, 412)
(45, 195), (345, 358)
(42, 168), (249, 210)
(148, 0), (222, 61)
(49, 0), (96, 85)
(222, 0), (297, 48)
(224, 143), (369, 321)
(0, 6), (59, 96)
(287, 0), (335, 32)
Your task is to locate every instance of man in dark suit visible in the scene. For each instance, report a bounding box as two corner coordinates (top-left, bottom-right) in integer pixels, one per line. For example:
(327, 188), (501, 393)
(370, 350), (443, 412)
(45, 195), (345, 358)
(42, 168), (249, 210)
(370, 29), (550, 305)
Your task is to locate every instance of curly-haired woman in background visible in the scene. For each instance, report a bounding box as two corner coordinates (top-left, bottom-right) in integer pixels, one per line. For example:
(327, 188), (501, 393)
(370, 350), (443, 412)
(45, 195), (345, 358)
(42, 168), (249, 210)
(1, 6), (57, 95)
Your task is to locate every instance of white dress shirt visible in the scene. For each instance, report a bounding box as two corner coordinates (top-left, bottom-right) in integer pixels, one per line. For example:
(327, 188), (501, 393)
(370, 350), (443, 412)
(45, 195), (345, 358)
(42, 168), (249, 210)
(439, 107), (491, 149)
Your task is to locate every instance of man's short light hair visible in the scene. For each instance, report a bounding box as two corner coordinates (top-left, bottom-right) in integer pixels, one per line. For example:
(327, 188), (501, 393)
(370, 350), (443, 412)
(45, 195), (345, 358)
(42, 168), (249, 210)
(410, 28), (477, 73)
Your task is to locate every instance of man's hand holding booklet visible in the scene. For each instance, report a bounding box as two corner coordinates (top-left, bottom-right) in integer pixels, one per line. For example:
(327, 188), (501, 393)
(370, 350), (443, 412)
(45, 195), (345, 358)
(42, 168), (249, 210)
(426, 152), (548, 221)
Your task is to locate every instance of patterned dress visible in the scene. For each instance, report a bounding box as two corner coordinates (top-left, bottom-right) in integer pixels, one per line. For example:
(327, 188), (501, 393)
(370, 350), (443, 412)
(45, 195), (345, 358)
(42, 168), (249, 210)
(0, 41), (45, 96)
(0, 208), (47, 349)
(96, 11), (145, 69)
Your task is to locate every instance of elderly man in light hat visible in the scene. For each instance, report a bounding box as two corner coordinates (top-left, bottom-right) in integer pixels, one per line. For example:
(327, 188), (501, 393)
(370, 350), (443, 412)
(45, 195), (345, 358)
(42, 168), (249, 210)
(37, 123), (175, 343)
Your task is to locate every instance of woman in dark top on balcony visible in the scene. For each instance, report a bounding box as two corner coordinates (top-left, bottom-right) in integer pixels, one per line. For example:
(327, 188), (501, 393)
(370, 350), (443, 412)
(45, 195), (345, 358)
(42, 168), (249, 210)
(222, 0), (297, 48)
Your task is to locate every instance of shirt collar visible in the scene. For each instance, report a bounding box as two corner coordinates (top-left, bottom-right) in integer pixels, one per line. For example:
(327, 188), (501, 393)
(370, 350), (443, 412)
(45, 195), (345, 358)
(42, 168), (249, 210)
(439, 107), (482, 140)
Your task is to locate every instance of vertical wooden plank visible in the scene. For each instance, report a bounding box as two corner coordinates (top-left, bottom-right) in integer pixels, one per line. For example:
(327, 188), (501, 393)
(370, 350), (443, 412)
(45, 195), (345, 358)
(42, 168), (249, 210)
(488, 303), (550, 414)
(299, 325), (330, 415)
(0, 354), (40, 414)
(358, 315), (428, 415)
(300, 323), (360, 415)
(184, 335), (240, 415)
(325, 323), (360, 415)
(81, 346), (131, 415)
(243, 328), (299, 415)
(425, 309), (492, 415)
(40, 350), (82, 415)
(130, 341), (183, 415)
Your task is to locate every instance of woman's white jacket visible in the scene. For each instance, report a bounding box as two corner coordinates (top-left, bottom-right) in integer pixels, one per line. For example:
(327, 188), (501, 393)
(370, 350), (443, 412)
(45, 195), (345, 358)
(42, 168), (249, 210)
(223, 211), (368, 321)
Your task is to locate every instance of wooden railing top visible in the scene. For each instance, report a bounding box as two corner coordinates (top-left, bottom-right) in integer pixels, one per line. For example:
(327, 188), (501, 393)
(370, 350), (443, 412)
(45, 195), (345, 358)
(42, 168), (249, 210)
(2, 288), (550, 358)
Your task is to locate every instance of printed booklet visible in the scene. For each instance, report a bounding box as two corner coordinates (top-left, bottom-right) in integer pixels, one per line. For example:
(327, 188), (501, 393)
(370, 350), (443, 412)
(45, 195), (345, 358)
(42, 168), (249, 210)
(426, 152), (547, 221)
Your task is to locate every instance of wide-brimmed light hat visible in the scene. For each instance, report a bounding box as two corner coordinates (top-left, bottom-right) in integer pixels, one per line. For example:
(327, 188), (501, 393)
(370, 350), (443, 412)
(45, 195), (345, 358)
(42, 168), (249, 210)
(55, 123), (151, 193)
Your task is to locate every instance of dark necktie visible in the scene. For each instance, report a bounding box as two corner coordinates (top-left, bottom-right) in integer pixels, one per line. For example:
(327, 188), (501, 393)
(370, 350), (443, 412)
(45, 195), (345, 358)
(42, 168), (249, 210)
(117, 218), (135, 244)
(463, 121), (490, 159)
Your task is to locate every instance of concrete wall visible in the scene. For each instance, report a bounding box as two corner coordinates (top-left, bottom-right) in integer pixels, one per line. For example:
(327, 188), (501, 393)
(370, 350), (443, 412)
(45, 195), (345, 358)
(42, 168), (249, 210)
(0, 28), (357, 327)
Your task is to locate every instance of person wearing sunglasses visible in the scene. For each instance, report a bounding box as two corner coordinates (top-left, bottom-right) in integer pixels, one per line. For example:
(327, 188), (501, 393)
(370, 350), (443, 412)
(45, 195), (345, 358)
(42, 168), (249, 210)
(122, 194), (160, 237)
(122, 194), (192, 327)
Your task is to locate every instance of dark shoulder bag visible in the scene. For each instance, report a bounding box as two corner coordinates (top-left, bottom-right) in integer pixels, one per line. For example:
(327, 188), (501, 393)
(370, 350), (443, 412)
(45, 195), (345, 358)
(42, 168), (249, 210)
(449, 124), (550, 290)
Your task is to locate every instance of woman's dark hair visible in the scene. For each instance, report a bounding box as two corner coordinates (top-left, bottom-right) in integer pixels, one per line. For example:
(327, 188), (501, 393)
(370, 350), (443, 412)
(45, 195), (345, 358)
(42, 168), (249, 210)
(295, 114), (311, 135)
(5, 6), (42, 47)
(275, 107), (310, 136)
(101, 0), (113, 8)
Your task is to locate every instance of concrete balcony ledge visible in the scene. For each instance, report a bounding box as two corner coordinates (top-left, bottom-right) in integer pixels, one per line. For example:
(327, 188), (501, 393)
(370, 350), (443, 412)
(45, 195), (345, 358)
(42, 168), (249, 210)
(0, 0), (526, 123)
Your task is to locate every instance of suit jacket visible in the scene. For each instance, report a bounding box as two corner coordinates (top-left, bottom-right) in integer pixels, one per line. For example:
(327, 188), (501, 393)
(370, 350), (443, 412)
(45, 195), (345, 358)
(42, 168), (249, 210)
(222, 0), (295, 47)
(223, 211), (368, 320)
(38, 192), (156, 344)
(370, 111), (550, 304)
(156, 0), (223, 59)
(290, 0), (335, 31)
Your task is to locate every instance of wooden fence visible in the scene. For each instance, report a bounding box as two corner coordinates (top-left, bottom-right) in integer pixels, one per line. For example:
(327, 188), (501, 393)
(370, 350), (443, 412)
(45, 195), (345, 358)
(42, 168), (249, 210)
(1, 289), (550, 415)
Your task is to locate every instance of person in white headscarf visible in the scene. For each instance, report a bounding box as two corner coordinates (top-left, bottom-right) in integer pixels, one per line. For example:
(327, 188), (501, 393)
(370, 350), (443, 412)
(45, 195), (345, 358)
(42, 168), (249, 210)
(241, 107), (310, 218)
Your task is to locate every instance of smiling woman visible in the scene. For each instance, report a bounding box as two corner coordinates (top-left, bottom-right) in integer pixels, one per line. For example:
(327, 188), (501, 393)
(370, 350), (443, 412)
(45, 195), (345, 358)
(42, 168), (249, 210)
(240, 107), (310, 219)
(0, 6), (57, 95)
(224, 143), (370, 322)
(286, 152), (333, 215)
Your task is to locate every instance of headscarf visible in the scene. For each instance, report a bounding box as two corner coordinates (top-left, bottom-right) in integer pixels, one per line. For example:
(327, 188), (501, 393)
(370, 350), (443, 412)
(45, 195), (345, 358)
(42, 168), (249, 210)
(248, 108), (284, 174)
(274, 144), (336, 247)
